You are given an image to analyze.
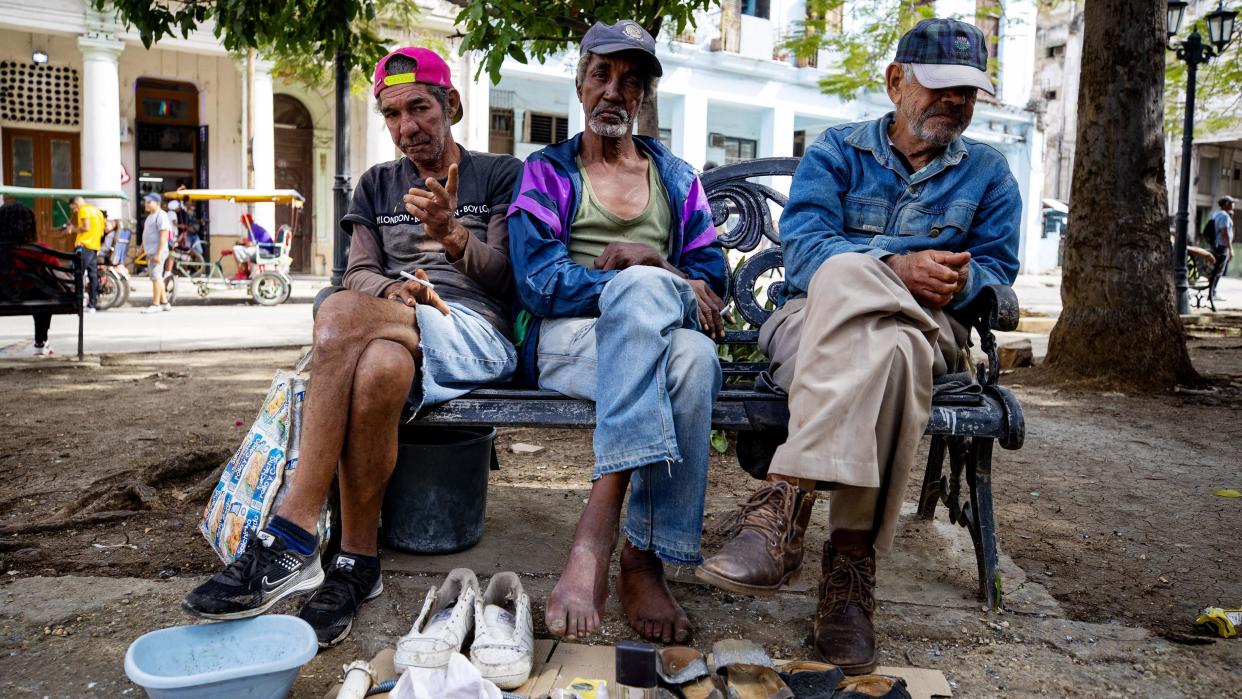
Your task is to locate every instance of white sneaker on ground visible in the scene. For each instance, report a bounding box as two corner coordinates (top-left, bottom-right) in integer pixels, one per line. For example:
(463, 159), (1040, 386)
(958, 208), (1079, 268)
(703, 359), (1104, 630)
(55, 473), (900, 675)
(33, 344), (53, 357)
(85, 307), (97, 314)
(142, 305), (162, 314)
(469, 571), (534, 689)
(160, 303), (171, 311)
(393, 568), (479, 672)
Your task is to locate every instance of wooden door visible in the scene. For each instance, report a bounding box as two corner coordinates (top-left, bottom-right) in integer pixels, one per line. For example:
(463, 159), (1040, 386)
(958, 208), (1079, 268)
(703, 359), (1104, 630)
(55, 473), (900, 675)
(273, 95), (314, 273)
(2, 128), (81, 249)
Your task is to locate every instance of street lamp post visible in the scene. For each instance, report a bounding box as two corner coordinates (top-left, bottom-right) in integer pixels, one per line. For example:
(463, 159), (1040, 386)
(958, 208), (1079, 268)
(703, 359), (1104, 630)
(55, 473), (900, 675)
(1167, 1), (1237, 314)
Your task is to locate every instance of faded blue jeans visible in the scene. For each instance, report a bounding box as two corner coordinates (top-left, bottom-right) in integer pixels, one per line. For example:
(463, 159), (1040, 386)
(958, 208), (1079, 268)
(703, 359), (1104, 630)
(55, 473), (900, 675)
(536, 266), (721, 566)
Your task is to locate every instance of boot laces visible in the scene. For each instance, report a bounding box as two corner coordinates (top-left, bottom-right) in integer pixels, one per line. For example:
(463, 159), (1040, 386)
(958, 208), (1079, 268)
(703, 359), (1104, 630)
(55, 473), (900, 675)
(820, 552), (876, 615)
(724, 481), (796, 547)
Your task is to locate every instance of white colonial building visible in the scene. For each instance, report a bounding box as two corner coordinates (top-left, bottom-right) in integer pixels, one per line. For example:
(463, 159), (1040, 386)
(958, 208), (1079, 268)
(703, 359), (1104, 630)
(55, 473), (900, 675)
(1, 0), (1052, 274)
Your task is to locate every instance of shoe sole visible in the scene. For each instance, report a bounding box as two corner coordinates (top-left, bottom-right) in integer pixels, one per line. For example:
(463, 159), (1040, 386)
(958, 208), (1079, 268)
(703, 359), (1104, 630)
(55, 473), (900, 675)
(317, 579), (385, 649)
(474, 662), (533, 691)
(182, 566), (327, 621)
(693, 565), (798, 596)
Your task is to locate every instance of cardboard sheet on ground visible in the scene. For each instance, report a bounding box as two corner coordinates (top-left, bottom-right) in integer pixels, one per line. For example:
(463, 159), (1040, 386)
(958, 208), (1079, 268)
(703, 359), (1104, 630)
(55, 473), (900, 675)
(323, 641), (950, 699)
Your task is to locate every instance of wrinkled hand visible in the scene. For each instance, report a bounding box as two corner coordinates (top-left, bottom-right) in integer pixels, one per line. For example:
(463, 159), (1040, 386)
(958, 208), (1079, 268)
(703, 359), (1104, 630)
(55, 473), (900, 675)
(594, 242), (666, 271)
(688, 279), (729, 340)
(384, 269), (451, 316)
(404, 163), (467, 256)
(885, 250), (971, 308)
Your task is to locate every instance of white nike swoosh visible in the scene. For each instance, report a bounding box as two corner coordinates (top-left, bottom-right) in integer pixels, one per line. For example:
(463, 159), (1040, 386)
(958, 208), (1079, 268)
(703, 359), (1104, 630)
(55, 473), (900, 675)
(262, 571), (297, 590)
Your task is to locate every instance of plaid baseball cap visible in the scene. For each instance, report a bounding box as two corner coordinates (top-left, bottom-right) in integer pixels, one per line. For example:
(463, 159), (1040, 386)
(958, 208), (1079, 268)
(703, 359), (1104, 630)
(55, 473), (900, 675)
(581, 20), (663, 77)
(371, 47), (463, 124)
(895, 18), (995, 96)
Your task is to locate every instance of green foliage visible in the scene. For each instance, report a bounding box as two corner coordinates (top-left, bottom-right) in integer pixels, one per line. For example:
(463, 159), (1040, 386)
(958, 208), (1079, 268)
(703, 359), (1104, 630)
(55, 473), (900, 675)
(93, 0), (412, 84)
(452, 0), (719, 84)
(1165, 17), (1242, 138)
(787, 0), (937, 100)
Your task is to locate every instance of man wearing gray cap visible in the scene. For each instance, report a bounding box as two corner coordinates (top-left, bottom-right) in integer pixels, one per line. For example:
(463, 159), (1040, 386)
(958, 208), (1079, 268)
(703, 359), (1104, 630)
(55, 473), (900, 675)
(697, 18), (1022, 672)
(508, 20), (727, 643)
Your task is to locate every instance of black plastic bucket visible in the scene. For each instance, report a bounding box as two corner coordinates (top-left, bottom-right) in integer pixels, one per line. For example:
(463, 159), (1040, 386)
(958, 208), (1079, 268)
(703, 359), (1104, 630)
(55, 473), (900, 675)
(381, 425), (496, 554)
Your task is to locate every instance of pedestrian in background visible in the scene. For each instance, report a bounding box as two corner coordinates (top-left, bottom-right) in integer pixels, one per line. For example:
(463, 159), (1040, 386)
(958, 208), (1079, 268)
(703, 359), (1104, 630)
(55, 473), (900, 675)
(141, 192), (173, 314)
(68, 196), (105, 313)
(0, 201), (58, 355)
(1208, 196), (1235, 304)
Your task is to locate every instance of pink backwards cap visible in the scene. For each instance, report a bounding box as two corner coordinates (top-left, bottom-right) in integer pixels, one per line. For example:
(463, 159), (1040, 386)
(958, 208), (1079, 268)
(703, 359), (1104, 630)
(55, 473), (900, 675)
(372, 48), (462, 124)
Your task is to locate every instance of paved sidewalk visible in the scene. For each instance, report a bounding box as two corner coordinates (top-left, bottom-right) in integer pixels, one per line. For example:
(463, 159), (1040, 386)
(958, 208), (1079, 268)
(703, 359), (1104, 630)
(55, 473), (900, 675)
(3, 273), (1238, 357)
(0, 276), (327, 356)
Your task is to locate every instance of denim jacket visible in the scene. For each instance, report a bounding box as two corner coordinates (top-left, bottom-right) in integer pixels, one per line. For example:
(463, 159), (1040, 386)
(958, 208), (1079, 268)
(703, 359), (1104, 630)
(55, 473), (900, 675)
(778, 113), (1021, 311)
(506, 133), (727, 383)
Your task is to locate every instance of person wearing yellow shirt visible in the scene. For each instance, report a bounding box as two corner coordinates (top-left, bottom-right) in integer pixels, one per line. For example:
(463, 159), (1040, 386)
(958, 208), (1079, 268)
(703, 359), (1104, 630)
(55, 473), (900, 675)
(68, 197), (105, 312)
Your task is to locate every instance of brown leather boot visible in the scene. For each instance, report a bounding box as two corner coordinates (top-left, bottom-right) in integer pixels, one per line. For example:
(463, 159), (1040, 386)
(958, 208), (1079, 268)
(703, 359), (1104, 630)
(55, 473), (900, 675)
(695, 480), (817, 595)
(813, 530), (878, 674)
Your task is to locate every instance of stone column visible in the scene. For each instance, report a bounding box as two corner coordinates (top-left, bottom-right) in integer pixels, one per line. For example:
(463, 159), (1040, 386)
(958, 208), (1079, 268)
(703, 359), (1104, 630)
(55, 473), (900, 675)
(567, 84), (585, 139)
(761, 104), (795, 158)
(673, 92), (708, 169)
(365, 98), (395, 167)
(77, 33), (124, 217)
(453, 51), (492, 152)
(251, 61), (277, 232)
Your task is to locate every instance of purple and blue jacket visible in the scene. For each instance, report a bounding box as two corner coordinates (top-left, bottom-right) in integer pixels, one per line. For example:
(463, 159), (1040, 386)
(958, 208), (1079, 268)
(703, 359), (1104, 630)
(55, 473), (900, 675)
(506, 133), (727, 383)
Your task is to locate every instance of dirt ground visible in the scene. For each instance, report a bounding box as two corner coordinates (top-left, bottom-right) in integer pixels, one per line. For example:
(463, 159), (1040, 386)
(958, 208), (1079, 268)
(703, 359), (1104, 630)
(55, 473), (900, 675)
(2, 326), (1241, 697)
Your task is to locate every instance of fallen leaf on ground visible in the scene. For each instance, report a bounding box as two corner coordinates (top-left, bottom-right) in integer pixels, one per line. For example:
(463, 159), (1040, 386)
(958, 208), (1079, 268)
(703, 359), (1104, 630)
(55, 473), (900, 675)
(1214, 489), (1241, 498)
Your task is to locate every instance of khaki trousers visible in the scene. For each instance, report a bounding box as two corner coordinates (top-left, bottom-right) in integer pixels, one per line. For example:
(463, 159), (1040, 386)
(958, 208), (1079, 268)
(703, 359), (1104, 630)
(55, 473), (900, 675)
(759, 253), (966, 551)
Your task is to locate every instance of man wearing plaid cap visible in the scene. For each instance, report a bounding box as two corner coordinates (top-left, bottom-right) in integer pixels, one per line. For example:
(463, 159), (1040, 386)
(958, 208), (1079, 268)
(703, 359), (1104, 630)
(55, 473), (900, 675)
(698, 18), (1022, 673)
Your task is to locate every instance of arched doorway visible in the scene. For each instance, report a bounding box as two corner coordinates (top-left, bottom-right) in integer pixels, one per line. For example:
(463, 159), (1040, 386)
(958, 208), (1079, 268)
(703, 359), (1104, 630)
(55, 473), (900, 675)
(274, 94), (314, 273)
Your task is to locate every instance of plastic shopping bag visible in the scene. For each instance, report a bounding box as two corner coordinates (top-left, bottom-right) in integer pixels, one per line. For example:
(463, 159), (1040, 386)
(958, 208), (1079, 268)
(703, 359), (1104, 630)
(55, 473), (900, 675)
(200, 351), (324, 563)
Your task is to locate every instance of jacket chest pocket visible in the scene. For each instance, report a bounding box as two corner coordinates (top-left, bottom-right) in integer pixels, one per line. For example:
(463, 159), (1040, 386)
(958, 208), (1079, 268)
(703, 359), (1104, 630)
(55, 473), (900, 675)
(896, 203), (976, 238)
(842, 200), (891, 235)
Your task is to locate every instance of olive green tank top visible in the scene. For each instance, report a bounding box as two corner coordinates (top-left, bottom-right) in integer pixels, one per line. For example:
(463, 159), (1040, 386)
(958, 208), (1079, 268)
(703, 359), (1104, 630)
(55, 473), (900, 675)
(567, 156), (670, 268)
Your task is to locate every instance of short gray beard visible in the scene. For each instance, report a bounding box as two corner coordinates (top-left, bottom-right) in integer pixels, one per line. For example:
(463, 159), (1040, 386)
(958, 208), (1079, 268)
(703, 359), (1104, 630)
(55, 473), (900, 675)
(587, 102), (634, 139)
(902, 99), (964, 146)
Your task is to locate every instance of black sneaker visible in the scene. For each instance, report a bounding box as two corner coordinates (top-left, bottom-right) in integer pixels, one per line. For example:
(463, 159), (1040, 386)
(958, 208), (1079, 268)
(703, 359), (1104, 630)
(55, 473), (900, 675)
(298, 554), (384, 647)
(182, 528), (324, 620)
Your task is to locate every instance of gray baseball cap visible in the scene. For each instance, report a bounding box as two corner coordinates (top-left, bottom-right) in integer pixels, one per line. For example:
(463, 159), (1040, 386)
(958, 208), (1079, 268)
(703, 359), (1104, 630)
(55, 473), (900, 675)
(580, 20), (663, 77)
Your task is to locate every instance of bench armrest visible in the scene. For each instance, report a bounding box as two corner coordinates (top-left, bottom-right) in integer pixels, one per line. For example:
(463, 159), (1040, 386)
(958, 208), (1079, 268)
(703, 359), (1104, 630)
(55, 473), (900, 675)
(952, 284), (1018, 387)
(957, 284), (1019, 333)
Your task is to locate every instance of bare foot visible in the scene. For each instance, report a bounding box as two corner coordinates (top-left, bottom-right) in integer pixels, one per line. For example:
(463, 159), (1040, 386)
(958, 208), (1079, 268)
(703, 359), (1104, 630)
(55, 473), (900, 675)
(545, 537), (614, 641)
(617, 541), (692, 643)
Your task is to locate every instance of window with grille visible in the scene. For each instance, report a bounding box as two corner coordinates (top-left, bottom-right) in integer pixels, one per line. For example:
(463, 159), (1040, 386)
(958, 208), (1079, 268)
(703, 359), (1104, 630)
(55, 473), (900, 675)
(0, 62), (81, 127)
(525, 113), (569, 145)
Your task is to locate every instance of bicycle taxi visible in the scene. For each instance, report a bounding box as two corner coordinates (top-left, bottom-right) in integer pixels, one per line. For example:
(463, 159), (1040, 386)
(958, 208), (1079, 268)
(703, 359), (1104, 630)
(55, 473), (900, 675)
(162, 188), (303, 306)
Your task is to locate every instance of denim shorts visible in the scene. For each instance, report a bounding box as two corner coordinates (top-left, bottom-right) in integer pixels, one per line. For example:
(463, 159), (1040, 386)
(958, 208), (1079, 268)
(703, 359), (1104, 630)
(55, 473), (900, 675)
(147, 250), (168, 279)
(407, 302), (516, 418)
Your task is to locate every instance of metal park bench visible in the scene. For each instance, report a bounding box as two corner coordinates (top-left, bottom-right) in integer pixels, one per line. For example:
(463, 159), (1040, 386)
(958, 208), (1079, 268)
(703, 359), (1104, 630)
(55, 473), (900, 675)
(406, 157), (1026, 609)
(0, 243), (86, 359)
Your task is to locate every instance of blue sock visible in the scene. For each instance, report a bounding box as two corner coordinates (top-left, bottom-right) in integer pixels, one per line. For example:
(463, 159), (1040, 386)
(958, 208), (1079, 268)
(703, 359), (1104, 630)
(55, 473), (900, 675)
(266, 515), (317, 555)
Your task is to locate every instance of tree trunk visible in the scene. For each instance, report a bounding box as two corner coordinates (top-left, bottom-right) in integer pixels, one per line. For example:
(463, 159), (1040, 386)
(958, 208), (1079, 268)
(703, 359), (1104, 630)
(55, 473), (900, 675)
(638, 88), (660, 138)
(1043, 0), (1198, 390)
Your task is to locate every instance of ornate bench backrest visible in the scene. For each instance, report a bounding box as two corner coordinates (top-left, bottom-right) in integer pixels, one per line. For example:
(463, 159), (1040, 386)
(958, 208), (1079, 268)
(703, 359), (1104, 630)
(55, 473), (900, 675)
(700, 157), (799, 328)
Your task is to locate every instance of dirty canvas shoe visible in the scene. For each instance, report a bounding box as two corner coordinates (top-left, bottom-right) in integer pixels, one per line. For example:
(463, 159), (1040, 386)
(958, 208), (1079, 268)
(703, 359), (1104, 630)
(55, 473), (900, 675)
(181, 528), (324, 620)
(469, 571), (534, 689)
(298, 554), (383, 648)
(394, 568), (479, 672)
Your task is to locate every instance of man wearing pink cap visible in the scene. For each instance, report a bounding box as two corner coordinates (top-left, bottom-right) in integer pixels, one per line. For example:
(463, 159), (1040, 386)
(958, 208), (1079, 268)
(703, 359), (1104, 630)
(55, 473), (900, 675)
(182, 48), (522, 647)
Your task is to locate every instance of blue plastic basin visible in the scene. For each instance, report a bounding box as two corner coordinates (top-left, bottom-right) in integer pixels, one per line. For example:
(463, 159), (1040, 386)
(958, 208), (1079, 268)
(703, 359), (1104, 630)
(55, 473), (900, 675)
(124, 615), (318, 699)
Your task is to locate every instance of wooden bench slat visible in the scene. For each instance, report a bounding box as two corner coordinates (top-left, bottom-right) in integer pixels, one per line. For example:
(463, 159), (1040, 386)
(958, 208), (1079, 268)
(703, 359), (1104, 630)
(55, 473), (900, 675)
(411, 392), (1010, 438)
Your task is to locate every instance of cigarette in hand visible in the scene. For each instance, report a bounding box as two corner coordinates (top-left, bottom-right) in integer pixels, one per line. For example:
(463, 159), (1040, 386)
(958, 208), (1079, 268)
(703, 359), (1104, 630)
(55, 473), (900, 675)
(399, 270), (435, 290)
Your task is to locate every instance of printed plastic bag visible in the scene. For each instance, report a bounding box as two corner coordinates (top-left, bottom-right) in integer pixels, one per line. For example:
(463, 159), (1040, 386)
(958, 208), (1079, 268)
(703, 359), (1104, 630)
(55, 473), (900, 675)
(200, 351), (323, 563)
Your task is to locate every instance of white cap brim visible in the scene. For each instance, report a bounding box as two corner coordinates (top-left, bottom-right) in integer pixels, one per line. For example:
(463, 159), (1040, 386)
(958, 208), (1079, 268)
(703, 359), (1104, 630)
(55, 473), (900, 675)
(910, 63), (995, 96)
